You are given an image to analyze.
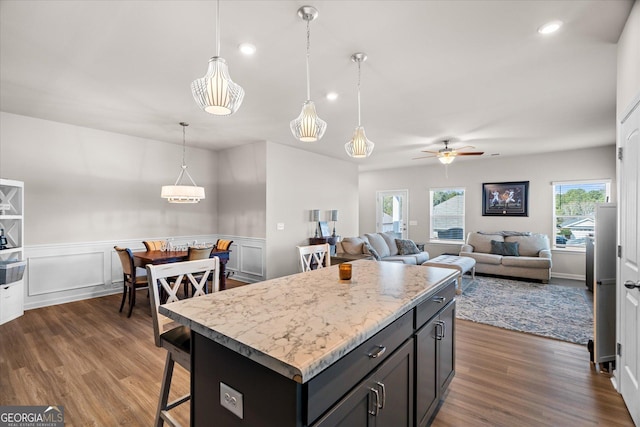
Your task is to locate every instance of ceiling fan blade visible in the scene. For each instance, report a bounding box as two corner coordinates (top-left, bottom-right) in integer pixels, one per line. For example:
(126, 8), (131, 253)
(454, 145), (475, 151)
(456, 151), (484, 156)
(420, 149), (440, 154)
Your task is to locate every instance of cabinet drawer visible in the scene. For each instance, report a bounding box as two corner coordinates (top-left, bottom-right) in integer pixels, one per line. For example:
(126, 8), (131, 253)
(306, 310), (413, 424)
(415, 280), (455, 329)
(0, 281), (24, 325)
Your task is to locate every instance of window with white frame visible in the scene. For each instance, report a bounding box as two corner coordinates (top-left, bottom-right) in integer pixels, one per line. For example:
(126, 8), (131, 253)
(430, 188), (465, 241)
(552, 180), (610, 249)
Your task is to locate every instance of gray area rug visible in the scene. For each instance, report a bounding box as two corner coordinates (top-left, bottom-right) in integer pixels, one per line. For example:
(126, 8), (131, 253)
(456, 276), (593, 345)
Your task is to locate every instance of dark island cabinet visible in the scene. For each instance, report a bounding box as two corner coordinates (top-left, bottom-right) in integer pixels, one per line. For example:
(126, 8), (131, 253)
(415, 296), (455, 427)
(312, 338), (414, 427)
(190, 279), (456, 427)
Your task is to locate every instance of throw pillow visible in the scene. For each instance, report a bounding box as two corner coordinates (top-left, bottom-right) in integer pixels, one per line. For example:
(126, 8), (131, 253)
(490, 240), (520, 256)
(395, 239), (420, 255)
(503, 241), (520, 256)
(380, 232), (399, 256)
(365, 233), (391, 258)
(363, 242), (381, 261)
(341, 237), (365, 255)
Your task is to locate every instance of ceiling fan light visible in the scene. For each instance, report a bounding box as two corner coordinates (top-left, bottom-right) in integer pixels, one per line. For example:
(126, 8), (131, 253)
(345, 126), (374, 158)
(438, 153), (456, 165)
(290, 100), (327, 142)
(191, 57), (245, 116)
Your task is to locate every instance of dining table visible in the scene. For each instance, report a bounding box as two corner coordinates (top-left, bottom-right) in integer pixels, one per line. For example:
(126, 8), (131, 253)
(133, 249), (231, 290)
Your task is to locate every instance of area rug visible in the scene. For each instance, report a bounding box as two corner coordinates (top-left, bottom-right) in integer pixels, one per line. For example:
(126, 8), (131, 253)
(456, 277), (592, 345)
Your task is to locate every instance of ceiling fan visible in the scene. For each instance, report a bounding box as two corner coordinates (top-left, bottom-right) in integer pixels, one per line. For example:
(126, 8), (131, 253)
(413, 140), (484, 164)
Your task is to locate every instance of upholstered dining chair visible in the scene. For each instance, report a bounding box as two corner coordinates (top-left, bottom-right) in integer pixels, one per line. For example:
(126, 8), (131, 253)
(143, 240), (166, 251)
(297, 243), (331, 272)
(215, 239), (233, 251)
(114, 246), (149, 317)
(147, 258), (220, 427)
(186, 246), (215, 294)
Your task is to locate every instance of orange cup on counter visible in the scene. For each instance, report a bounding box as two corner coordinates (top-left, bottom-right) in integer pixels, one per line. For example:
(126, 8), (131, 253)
(339, 263), (352, 280)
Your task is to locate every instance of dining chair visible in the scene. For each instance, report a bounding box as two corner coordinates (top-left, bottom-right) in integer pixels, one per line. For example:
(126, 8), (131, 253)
(186, 246), (215, 294)
(114, 246), (149, 317)
(215, 239), (233, 251)
(297, 243), (331, 272)
(147, 258), (220, 427)
(143, 240), (166, 251)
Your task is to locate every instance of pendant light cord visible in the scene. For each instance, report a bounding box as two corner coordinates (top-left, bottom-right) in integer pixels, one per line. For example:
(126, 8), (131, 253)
(306, 19), (311, 101)
(181, 124), (187, 167)
(215, 0), (221, 57)
(357, 60), (362, 126)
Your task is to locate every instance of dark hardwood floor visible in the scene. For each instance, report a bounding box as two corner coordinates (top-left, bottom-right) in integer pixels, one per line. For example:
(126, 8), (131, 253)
(0, 280), (632, 426)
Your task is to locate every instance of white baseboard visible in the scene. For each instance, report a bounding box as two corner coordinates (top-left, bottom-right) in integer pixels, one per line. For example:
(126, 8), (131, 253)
(551, 272), (585, 281)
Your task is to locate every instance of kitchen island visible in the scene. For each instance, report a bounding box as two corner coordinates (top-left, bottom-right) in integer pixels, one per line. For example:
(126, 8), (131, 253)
(160, 259), (458, 427)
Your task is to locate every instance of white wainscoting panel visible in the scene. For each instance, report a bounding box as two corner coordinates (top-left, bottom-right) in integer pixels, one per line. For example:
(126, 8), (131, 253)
(22, 235), (266, 309)
(28, 251), (105, 296)
(216, 236), (266, 283)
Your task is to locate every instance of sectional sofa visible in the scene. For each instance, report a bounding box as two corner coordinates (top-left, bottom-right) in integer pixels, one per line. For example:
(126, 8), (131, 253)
(335, 232), (430, 265)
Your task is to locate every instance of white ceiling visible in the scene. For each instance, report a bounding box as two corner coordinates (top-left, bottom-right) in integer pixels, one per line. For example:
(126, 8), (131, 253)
(0, 0), (633, 171)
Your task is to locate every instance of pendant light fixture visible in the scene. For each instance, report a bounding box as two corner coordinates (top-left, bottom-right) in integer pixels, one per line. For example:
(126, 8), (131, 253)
(191, 0), (244, 116)
(161, 122), (206, 203)
(345, 52), (374, 158)
(290, 6), (326, 142)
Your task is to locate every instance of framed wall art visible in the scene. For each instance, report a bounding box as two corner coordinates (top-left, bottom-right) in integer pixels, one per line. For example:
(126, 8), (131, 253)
(482, 181), (529, 216)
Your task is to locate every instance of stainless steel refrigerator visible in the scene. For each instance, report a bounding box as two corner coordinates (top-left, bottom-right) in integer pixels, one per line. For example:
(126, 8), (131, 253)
(586, 203), (617, 371)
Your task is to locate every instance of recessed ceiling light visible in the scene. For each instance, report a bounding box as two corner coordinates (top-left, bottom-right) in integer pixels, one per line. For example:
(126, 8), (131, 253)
(326, 92), (338, 101)
(538, 20), (563, 35)
(238, 43), (256, 55)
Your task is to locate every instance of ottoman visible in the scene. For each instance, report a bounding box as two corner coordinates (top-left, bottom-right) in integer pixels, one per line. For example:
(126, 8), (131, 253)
(422, 255), (476, 294)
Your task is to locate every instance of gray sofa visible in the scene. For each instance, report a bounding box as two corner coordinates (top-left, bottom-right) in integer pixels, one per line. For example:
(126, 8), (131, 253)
(459, 232), (552, 282)
(335, 232), (430, 265)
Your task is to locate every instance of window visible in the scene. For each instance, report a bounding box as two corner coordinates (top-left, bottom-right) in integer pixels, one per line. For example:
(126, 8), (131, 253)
(430, 188), (465, 241)
(553, 180), (610, 249)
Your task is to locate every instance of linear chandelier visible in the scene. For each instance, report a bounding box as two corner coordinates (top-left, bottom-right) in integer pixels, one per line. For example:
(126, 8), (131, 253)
(345, 52), (374, 158)
(290, 5), (326, 142)
(161, 122), (205, 203)
(191, 0), (244, 116)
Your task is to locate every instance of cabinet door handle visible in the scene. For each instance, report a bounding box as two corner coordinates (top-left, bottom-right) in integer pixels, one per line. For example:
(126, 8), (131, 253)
(435, 320), (444, 340)
(368, 387), (380, 416)
(376, 382), (386, 409)
(368, 345), (386, 359)
(432, 296), (446, 304)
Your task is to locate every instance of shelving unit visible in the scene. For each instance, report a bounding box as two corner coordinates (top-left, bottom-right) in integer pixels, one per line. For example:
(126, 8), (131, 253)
(0, 178), (25, 324)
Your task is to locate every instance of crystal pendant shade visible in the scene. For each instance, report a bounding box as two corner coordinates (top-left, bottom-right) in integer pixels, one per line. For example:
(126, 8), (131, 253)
(290, 100), (327, 142)
(191, 57), (244, 116)
(344, 126), (374, 158)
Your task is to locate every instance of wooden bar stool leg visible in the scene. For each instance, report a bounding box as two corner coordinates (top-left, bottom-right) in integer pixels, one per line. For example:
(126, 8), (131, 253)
(156, 352), (174, 427)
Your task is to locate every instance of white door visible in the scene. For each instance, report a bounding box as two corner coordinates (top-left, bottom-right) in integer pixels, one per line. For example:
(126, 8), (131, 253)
(376, 190), (408, 239)
(619, 95), (640, 426)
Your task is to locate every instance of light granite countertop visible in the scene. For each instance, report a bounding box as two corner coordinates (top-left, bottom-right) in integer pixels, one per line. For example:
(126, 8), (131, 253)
(159, 259), (457, 383)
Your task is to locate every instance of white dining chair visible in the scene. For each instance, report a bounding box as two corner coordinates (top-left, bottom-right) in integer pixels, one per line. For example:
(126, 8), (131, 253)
(297, 243), (331, 272)
(146, 257), (220, 427)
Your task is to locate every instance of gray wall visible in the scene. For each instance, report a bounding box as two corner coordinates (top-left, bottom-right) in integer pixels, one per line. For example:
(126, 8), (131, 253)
(265, 141), (359, 279)
(217, 141), (267, 238)
(359, 145), (617, 279)
(0, 112), (218, 244)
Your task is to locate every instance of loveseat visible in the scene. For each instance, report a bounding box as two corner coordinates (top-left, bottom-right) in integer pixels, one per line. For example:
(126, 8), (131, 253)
(459, 231), (552, 282)
(335, 232), (430, 265)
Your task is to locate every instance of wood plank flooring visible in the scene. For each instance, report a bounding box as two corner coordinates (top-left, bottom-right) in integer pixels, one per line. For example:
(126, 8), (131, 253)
(0, 284), (633, 426)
